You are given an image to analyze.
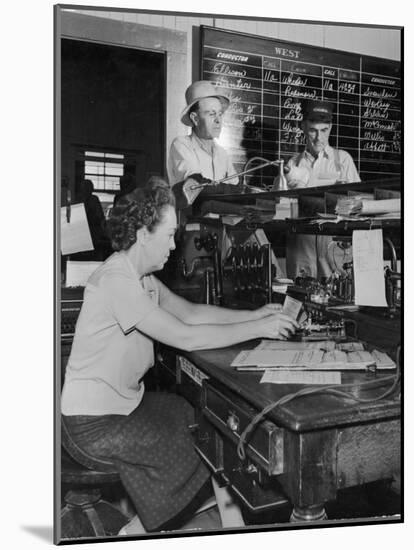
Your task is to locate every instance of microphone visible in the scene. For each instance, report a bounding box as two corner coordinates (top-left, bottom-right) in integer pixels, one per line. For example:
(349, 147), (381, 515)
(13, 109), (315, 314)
(187, 157), (285, 192)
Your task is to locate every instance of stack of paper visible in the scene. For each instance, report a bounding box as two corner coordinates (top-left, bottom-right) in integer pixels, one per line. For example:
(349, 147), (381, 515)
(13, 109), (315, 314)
(273, 198), (293, 220)
(232, 349), (324, 369)
(337, 341), (365, 351)
(231, 340), (395, 371)
(260, 370), (341, 385)
(336, 197), (368, 216)
(255, 340), (336, 351)
(371, 349), (397, 369)
(336, 197), (400, 218)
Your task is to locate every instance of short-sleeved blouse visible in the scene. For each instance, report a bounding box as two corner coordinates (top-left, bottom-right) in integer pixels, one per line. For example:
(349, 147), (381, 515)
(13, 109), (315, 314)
(61, 252), (171, 416)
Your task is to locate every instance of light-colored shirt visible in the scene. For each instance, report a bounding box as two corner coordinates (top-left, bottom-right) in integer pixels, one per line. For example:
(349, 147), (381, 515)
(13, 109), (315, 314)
(286, 145), (360, 187)
(167, 131), (238, 186)
(61, 252), (173, 416)
(285, 144), (361, 279)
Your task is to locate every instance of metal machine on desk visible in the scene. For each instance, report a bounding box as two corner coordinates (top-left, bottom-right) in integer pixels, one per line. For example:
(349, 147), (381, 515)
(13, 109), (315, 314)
(296, 316), (347, 341)
(328, 236), (401, 316)
(180, 231), (223, 306)
(293, 235), (401, 317)
(181, 232), (275, 308)
(223, 241), (273, 304)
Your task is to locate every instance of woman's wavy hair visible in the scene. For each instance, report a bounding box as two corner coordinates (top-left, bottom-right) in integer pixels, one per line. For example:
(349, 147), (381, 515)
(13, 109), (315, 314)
(108, 177), (176, 251)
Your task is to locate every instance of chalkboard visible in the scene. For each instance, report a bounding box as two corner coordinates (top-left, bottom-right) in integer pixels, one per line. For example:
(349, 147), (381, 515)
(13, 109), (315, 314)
(200, 26), (401, 186)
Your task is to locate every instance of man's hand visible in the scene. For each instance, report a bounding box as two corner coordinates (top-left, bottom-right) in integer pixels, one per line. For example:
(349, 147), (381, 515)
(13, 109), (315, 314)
(182, 177), (203, 204)
(286, 166), (309, 188)
(186, 173), (212, 185)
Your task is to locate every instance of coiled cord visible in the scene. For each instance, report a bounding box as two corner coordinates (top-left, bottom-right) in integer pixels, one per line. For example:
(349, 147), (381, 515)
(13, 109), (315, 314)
(236, 346), (401, 460)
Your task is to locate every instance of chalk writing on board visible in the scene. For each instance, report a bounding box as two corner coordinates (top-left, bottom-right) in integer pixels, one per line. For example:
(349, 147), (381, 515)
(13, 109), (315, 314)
(201, 26), (401, 185)
(213, 63), (247, 77)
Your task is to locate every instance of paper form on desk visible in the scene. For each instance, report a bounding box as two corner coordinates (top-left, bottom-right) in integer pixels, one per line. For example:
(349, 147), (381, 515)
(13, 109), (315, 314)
(318, 350), (372, 369)
(255, 340), (336, 351)
(337, 341), (365, 352)
(232, 349), (324, 369)
(352, 229), (387, 307)
(318, 349), (395, 370)
(371, 349), (396, 369)
(260, 370), (341, 385)
(232, 346), (394, 371)
(254, 340), (364, 352)
(61, 203), (94, 255)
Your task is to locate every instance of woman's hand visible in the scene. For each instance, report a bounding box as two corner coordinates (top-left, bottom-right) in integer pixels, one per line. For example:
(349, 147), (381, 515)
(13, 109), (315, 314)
(258, 312), (299, 340)
(255, 303), (283, 318)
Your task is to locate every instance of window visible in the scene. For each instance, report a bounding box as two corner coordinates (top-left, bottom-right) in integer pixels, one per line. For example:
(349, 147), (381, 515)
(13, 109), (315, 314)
(84, 150), (125, 191)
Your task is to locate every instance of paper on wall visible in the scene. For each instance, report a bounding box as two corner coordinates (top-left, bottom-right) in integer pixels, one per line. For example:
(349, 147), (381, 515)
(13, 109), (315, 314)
(66, 261), (102, 287)
(61, 203), (94, 255)
(352, 229), (387, 307)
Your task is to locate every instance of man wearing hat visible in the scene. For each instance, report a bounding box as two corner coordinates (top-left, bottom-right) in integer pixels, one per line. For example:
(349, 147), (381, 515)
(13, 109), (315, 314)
(285, 100), (360, 279)
(286, 99), (360, 188)
(167, 80), (238, 202)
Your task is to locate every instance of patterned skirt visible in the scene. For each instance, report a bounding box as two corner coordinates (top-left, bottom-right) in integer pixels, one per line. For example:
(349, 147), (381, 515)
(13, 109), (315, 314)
(63, 392), (210, 531)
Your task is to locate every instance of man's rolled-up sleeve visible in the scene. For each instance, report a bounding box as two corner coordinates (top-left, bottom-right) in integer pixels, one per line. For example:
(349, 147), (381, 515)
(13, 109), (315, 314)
(225, 157), (239, 185)
(168, 138), (200, 186)
(341, 151), (361, 183)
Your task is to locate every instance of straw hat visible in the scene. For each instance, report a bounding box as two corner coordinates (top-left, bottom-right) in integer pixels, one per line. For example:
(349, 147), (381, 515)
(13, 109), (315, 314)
(181, 80), (230, 126)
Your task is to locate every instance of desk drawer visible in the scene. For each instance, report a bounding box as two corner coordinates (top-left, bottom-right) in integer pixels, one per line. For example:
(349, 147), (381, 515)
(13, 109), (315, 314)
(196, 415), (289, 512)
(202, 381), (284, 476)
(196, 414), (224, 474)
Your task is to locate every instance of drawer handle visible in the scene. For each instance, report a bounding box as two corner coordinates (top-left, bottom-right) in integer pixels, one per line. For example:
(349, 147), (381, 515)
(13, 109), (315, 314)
(226, 413), (239, 432)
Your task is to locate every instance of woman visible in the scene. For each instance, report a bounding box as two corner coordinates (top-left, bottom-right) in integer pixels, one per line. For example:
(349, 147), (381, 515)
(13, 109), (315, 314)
(61, 179), (298, 535)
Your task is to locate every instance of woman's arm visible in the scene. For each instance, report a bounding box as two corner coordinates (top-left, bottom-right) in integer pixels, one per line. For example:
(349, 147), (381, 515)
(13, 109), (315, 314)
(136, 304), (298, 352)
(158, 279), (283, 325)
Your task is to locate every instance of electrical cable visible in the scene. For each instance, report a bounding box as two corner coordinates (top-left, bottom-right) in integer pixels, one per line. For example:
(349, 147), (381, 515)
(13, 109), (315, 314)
(236, 345), (401, 461)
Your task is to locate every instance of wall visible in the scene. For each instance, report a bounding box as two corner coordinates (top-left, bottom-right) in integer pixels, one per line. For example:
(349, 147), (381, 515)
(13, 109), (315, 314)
(62, 8), (401, 179)
(73, 10), (401, 67)
(59, 10), (187, 193)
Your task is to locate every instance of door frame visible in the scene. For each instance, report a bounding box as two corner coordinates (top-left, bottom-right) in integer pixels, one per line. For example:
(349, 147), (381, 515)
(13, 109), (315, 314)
(56, 8), (187, 196)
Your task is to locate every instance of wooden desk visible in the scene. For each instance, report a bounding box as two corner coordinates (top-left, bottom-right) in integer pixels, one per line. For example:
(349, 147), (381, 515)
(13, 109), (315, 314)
(160, 342), (401, 523)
